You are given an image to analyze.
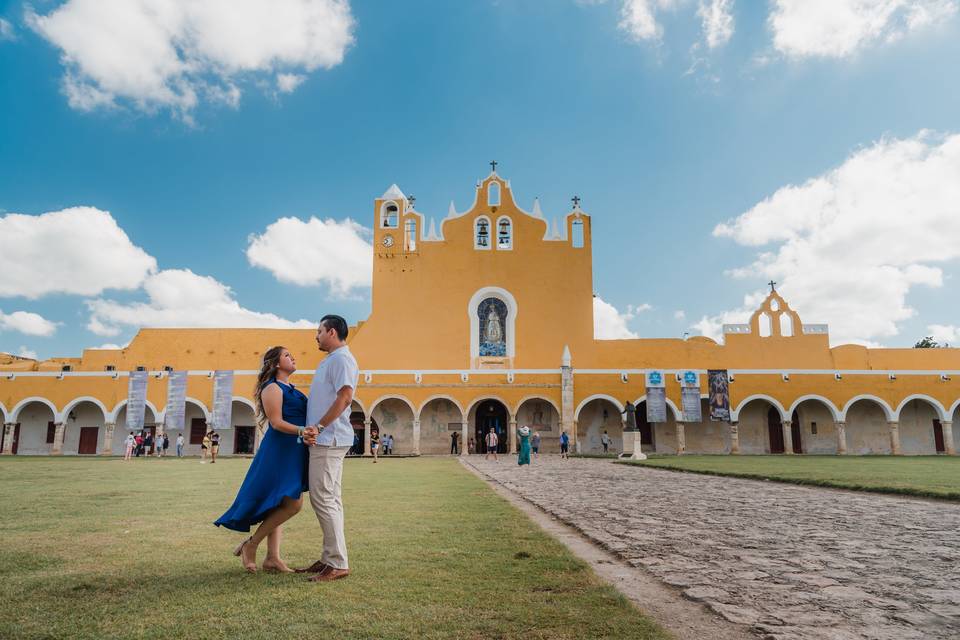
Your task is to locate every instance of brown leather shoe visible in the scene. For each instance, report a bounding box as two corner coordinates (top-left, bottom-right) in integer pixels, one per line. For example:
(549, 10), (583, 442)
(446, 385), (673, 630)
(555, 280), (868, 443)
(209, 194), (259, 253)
(308, 567), (350, 582)
(294, 560), (330, 574)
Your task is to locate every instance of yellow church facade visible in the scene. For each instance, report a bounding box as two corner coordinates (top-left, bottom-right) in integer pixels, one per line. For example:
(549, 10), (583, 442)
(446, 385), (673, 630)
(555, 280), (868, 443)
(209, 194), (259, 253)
(2, 171), (959, 458)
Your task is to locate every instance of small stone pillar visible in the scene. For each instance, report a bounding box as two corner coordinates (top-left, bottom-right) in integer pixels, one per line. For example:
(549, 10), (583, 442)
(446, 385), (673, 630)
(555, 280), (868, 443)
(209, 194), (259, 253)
(888, 421), (902, 455)
(101, 422), (116, 456)
(941, 420), (956, 456)
(51, 422), (66, 455)
(363, 418), (372, 457)
(782, 420), (795, 454)
(1, 423), (14, 455)
(560, 345), (575, 449)
(412, 418), (421, 455)
(675, 422), (686, 455)
(460, 415), (469, 457)
(835, 421), (847, 455)
(729, 422), (740, 454)
(508, 419), (517, 454)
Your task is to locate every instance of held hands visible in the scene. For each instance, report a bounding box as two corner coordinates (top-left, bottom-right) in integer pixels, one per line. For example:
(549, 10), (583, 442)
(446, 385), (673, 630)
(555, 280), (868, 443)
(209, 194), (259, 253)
(302, 424), (323, 446)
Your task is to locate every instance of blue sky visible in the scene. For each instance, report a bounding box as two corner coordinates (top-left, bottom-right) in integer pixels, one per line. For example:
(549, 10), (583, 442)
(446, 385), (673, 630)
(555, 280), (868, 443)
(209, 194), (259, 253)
(1, 0), (960, 360)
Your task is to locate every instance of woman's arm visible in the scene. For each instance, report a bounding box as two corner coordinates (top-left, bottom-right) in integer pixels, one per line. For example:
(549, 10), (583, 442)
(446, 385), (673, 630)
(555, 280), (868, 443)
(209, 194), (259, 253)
(262, 383), (305, 437)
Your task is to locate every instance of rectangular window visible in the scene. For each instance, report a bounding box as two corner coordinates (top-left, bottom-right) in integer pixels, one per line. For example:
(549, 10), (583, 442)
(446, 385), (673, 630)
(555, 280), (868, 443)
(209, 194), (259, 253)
(190, 418), (207, 444)
(46, 421), (56, 443)
(571, 219), (584, 248)
(810, 421), (818, 435)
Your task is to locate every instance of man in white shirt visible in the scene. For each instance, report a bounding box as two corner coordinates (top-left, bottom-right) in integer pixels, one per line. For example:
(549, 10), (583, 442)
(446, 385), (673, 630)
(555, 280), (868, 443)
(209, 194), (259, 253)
(298, 315), (359, 582)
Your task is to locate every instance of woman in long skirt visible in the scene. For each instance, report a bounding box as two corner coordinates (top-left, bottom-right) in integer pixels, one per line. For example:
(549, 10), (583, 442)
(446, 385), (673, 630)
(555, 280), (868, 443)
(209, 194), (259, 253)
(517, 425), (531, 467)
(214, 346), (309, 573)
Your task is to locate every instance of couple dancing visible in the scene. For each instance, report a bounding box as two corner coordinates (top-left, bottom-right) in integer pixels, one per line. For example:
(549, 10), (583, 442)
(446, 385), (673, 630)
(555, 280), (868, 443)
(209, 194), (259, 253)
(214, 315), (358, 582)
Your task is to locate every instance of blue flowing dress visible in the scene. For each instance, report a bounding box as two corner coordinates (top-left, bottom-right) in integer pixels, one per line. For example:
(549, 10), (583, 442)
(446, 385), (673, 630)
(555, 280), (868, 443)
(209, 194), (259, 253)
(518, 432), (531, 466)
(214, 379), (309, 532)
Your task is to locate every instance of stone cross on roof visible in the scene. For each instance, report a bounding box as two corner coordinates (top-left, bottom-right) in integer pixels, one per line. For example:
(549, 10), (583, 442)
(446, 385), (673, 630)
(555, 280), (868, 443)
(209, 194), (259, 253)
(768, 280), (777, 292)
(572, 195), (581, 208)
(490, 160), (498, 172)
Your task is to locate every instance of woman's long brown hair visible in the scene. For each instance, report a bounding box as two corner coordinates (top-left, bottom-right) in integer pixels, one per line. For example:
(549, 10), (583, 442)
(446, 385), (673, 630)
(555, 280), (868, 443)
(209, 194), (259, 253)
(254, 346), (285, 423)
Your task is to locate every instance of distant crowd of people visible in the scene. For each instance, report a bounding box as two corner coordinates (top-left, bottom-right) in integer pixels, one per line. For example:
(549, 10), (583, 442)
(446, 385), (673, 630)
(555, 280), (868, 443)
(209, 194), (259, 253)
(122, 429), (221, 462)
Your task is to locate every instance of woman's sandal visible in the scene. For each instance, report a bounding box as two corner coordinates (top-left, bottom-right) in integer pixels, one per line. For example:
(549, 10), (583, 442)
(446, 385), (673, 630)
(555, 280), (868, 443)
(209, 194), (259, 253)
(233, 537), (257, 573)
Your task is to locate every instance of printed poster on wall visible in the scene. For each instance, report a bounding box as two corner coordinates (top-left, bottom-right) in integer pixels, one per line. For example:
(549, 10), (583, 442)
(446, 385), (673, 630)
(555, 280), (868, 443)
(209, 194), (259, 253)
(125, 370), (149, 431)
(645, 370), (667, 423)
(212, 370), (234, 430)
(163, 371), (188, 431)
(681, 370), (702, 423)
(708, 369), (731, 422)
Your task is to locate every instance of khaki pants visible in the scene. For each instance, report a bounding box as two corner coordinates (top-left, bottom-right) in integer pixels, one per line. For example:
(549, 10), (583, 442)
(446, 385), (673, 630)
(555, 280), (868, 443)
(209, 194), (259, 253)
(308, 445), (350, 569)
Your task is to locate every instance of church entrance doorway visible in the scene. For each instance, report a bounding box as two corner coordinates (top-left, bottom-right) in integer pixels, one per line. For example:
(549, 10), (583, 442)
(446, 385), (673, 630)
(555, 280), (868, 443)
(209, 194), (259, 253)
(790, 410), (803, 454)
(234, 426), (255, 455)
(767, 407), (785, 454)
(475, 399), (509, 454)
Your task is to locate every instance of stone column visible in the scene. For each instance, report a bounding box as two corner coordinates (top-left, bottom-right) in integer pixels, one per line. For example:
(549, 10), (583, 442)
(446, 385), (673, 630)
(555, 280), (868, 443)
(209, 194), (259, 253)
(51, 422), (66, 455)
(835, 421), (847, 455)
(675, 422), (686, 455)
(101, 422), (116, 456)
(782, 420), (795, 454)
(729, 422), (740, 454)
(888, 421), (902, 455)
(508, 418), (517, 454)
(560, 346), (575, 449)
(460, 414), (468, 457)
(1, 423), (14, 455)
(363, 418), (372, 457)
(412, 418), (421, 455)
(941, 420), (955, 456)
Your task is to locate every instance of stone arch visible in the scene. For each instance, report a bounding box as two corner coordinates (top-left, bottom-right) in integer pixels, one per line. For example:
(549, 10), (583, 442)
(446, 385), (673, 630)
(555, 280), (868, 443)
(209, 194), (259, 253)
(949, 398), (960, 420)
(60, 396), (109, 423)
(840, 395), (895, 422)
(515, 396), (561, 452)
(0, 401), (9, 424)
(10, 398), (58, 455)
(469, 397), (512, 454)
(895, 394), (947, 421)
(513, 395), (560, 418)
(466, 394), (512, 420)
(731, 395), (789, 455)
(730, 394), (788, 422)
(370, 395), (417, 454)
(350, 397), (369, 416)
(418, 395), (466, 454)
(787, 395), (841, 422)
(576, 396), (623, 454)
(418, 394), (465, 417)
(574, 394), (623, 422)
(109, 398), (162, 424)
(185, 397), (211, 422)
(12, 396), (59, 422)
(370, 394), (418, 418)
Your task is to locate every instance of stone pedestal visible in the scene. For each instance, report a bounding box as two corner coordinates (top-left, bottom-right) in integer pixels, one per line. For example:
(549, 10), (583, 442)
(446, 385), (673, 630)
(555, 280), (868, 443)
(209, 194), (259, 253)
(888, 421), (902, 455)
(675, 422), (686, 455)
(942, 420), (956, 456)
(618, 430), (647, 460)
(1, 423), (14, 455)
(101, 422), (116, 456)
(412, 418), (421, 455)
(51, 422), (65, 455)
(729, 422), (740, 455)
(782, 420), (795, 454)
(835, 421), (847, 455)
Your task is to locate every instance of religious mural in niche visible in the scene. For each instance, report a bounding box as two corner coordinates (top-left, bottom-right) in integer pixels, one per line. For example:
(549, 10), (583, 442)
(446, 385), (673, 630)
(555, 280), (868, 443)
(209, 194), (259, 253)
(478, 297), (507, 356)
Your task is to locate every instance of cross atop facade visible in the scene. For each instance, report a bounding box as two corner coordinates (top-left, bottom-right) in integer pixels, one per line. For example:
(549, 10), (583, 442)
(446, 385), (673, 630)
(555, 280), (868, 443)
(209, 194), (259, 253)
(408, 194), (416, 207)
(768, 280), (777, 292)
(490, 160), (498, 172)
(572, 195), (581, 208)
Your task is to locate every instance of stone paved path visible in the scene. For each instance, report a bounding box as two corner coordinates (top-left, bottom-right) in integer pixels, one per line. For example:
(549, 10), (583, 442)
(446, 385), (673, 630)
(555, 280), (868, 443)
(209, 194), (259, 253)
(464, 457), (960, 640)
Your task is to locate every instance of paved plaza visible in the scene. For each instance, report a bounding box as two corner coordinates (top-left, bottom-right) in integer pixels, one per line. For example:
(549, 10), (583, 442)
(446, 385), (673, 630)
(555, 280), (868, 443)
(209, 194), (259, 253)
(464, 457), (960, 640)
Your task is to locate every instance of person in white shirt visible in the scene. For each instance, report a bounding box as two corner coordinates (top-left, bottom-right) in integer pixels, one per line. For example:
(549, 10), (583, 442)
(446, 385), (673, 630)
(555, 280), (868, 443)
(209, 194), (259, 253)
(176, 433), (184, 457)
(485, 428), (499, 461)
(298, 315), (359, 583)
(124, 432), (135, 461)
(601, 430), (612, 454)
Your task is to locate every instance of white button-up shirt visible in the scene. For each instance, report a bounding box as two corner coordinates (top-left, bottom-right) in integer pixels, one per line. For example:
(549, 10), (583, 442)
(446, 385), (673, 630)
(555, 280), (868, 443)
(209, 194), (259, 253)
(307, 345), (359, 448)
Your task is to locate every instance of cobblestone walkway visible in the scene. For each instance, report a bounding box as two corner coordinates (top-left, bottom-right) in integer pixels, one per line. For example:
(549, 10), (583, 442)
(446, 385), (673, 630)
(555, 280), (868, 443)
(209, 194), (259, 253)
(464, 457), (960, 640)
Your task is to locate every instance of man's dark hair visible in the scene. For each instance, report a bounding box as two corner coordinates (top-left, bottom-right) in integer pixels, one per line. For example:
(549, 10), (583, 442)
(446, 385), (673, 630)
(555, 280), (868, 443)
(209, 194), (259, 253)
(320, 314), (349, 341)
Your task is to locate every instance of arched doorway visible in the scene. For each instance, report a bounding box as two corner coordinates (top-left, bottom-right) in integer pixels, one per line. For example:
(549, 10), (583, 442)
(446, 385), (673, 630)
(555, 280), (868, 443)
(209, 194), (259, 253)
(231, 400), (257, 455)
(516, 398), (560, 454)
(471, 399), (509, 454)
(575, 397), (622, 454)
(10, 399), (57, 455)
(62, 400), (107, 455)
(767, 406), (785, 454)
(419, 397), (463, 455)
(843, 398), (893, 454)
(371, 397), (415, 455)
(733, 397), (785, 454)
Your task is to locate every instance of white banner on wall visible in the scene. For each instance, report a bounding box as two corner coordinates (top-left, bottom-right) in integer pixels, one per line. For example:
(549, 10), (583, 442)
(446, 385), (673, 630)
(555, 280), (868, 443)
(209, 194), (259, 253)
(125, 370), (149, 431)
(212, 370), (234, 430)
(645, 370), (667, 423)
(680, 370), (702, 423)
(164, 371), (188, 431)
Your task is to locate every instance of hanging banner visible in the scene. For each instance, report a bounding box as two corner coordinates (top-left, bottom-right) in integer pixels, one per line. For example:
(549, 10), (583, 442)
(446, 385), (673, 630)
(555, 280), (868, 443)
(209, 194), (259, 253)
(708, 369), (731, 422)
(212, 370), (234, 430)
(680, 370), (702, 423)
(645, 370), (667, 423)
(163, 371), (188, 431)
(125, 370), (149, 431)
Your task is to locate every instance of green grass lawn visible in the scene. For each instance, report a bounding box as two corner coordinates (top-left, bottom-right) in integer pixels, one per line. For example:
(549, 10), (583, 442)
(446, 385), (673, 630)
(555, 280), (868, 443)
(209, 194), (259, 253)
(0, 457), (668, 640)
(619, 455), (960, 500)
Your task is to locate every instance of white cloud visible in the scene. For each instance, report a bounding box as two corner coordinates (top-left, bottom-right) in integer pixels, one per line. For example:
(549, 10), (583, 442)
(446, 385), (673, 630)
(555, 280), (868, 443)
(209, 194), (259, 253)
(17, 346), (38, 359)
(86, 269), (316, 335)
(594, 296), (640, 339)
(0, 18), (15, 41)
(0, 309), (58, 337)
(28, 0), (354, 119)
(927, 324), (959, 345)
(0, 206), (157, 299)
(769, 0), (958, 59)
(91, 342), (126, 350)
(710, 131), (960, 345)
(276, 73), (306, 93)
(618, 0), (682, 41)
(246, 216), (373, 296)
(698, 0), (734, 48)
(673, 309), (686, 320)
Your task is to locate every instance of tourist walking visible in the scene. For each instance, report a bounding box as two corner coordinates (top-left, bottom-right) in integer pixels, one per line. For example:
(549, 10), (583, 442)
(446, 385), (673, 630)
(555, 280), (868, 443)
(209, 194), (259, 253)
(370, 431), (380, 462)
(531, 431), (541, 458)
(124, 432), (135, 461)
(134, 432), (143, 457)
(517, 426), (531, 467)
(385, 434), (394, 455)
(201, 431), (211, 463)
(210, 431), (220, 463)
(176, 433), (184, 457)
(144, 432), (154, 457)
(215, 346), (308, 574)
(450, 430), (459, 454)
(485, 427), (499, 461)
(297, 314), (359, 582)
(601, 430), (611, 454)
(560, 430), (570, 459)
(468, 437), (475, 454)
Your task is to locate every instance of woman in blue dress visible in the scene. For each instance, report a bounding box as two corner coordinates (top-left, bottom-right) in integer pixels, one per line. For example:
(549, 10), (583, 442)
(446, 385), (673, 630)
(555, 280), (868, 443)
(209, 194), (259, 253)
(215, 346), (309, 573)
